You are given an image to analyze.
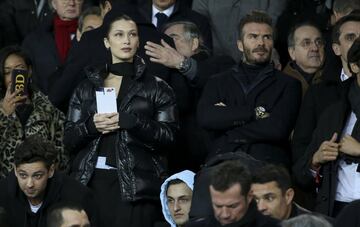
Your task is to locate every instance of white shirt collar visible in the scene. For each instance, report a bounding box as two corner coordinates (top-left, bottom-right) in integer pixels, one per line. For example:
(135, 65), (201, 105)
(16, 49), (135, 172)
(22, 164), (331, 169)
(152, 4), (175, 27)
(340, 68), (350, 81)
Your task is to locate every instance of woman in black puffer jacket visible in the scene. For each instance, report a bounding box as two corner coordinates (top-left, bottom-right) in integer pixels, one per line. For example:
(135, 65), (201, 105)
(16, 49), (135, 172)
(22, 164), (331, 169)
(64, 14), (178, 227)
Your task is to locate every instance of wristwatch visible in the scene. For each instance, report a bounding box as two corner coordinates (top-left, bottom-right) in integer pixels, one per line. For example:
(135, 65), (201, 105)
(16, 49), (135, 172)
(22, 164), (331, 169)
(255, 106), (269, 119)
(178, 57), (191, 73)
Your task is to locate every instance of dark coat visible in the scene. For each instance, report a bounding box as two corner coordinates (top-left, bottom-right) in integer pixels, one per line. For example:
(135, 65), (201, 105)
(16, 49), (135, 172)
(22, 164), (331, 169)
(138, 0), (212, 50)
(0, 171), (98, 227)
(334, 200), (360, 227)
(0, 0), (52, 47)
(291, 67), (346, 164)
(186, 201), (279, 227)
(292, 78), (353, 216)
(282, 61), (322, 99)
(64, 57), (178, 202)
(47, 4), (174, 114)
(22, 15), (64, 95)
(197, 63), (301, 167)
(167, 52), (235, 172)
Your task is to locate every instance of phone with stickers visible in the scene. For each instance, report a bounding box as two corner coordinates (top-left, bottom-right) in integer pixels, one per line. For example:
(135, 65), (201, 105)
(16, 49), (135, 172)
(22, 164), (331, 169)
(11, 69), (29, 101)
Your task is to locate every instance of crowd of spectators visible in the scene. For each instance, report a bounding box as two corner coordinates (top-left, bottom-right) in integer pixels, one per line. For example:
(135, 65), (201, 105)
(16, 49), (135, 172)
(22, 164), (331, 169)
(0, 0), (360, 226)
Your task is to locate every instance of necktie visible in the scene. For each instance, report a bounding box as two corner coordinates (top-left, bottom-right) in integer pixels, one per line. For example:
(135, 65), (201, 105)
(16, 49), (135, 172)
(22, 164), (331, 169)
(156, 12), (168, 29)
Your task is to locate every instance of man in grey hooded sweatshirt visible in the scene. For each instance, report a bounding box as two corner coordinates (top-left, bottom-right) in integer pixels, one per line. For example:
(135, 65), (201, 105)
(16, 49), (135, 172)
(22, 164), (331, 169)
(157, 170), (195, 227)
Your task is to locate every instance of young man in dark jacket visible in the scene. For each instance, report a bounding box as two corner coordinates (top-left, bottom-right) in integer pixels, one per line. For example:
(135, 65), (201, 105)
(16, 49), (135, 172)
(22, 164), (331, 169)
(0, 135), (97, 227)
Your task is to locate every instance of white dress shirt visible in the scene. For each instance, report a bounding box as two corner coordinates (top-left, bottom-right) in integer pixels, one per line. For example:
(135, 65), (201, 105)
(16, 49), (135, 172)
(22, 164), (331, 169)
(336, 112), (360, 202)
(151, 4), (175, 27)
(336, 68), (360, 202)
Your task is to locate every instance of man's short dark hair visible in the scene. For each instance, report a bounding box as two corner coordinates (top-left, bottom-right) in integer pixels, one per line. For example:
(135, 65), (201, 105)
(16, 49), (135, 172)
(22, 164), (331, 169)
(238, 10), (273, 40)
(78, 6), (102, 32)
(210, 160), (252, 196)
(333, 0), (360, 15)
(14, 134), (57, 168)
(252, 164), (292, 194)
(348, 37), (360, 73)
(332, 13), (360, 44)
(287, 22), (322, 47)
(47, 201), (86, 227)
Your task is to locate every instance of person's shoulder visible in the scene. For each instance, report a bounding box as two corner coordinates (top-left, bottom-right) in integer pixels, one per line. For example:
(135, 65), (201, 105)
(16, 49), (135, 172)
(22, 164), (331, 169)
(186, 216), (215, 227)
(257, 213), (280, 227)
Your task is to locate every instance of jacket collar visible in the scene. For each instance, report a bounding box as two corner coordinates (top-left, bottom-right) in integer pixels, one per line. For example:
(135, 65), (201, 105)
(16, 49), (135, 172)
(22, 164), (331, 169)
(284, 61), (323, 84)
(85, 56), (147, 88)
(232, 62), (275, 95)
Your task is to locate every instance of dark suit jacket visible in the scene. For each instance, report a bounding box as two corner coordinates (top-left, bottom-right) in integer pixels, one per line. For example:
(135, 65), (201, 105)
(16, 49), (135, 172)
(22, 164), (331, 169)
(291, 66), (345, 164)
(138, 1), (212, 50)
(292, 78), (354, 216)
(22, 15), (64, 95)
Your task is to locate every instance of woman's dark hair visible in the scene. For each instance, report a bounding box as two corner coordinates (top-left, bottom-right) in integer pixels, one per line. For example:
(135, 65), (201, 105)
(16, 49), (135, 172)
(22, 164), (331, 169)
(104, 14), (135, 38)
(0, 45), (32, 98)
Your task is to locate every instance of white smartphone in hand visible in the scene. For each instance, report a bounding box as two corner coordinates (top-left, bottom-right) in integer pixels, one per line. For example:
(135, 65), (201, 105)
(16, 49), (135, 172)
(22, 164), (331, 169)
(95, 87), (117, 113)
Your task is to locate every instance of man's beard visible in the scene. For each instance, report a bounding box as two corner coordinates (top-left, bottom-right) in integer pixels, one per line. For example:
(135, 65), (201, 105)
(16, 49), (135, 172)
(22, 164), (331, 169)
(243, 45), (271, 66)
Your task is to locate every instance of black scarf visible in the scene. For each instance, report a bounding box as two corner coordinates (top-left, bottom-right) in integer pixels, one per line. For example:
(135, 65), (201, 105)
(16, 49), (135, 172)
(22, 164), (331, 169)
(99, 62), (135, 167)
(346, 80), (360, 172)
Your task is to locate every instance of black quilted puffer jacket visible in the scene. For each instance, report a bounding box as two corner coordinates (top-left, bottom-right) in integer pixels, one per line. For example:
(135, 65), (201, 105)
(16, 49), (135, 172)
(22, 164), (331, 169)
(64, 57), (178, 201)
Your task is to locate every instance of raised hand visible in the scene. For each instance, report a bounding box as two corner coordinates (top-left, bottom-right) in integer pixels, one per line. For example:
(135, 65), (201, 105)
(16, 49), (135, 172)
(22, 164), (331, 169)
(1, 83), (27, 116)
(312, 132), (339, 168)
(144, 39), (184, 69)
(340, 134), (360, 157)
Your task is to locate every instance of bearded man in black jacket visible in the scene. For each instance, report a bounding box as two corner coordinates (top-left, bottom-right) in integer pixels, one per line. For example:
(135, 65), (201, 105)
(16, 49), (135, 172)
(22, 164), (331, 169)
(197, 11), (301, 168)
(0, 135), (97, 227)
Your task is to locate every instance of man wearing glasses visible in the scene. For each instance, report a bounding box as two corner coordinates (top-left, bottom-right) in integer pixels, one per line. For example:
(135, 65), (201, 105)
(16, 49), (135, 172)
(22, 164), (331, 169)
(283, 22), (325, 98)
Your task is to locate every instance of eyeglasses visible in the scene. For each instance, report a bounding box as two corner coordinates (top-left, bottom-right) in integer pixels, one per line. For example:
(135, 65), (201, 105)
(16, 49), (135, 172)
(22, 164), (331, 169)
(296, 38), (325, 49)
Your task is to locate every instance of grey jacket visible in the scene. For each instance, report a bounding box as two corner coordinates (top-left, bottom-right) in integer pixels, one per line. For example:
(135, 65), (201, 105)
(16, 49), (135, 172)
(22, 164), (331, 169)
(192, 0), (287, 62)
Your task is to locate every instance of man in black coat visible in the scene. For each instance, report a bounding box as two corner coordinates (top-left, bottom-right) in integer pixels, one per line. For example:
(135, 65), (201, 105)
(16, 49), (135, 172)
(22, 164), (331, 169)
(138, 0), (212, 50)
(186, 160), (279, 227)
(197, 11), (301, 168)
(0, 135), (98, 227)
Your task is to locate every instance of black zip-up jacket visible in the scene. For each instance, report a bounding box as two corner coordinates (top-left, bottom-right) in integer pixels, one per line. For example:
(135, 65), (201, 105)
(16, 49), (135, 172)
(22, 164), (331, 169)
(197, 63), (301, 167)
(64, 57), (178, 201)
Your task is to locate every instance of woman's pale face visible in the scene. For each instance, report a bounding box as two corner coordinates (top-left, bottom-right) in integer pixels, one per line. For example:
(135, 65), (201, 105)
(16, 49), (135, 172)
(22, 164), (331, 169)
(3, 54), (28, 89)
(104, 19), (139, 64)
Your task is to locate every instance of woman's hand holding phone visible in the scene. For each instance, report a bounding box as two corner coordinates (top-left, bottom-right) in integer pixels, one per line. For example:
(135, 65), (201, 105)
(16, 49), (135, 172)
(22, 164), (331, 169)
(1, 83), (27, 116)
